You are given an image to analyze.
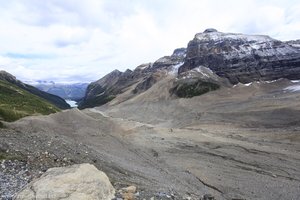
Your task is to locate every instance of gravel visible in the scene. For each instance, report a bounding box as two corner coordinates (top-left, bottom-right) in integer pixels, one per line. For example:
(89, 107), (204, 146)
(0, 159), (32, 199)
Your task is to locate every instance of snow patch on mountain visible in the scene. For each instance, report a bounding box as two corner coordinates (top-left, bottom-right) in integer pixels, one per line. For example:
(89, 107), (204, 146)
(178, 66), (221, 82)
(291, 80), (300, 83)
(195, 31), (274, 43)
(170, 62), (184, 75)
(285, 84), (300, 92)
(193, 30), (298, 60)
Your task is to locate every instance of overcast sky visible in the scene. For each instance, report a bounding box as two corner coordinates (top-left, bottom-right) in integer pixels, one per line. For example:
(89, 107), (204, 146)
(0, 0), (299, 83)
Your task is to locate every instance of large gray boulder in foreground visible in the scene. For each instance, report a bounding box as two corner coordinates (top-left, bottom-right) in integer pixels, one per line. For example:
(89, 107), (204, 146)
(14, 163), (115, 200)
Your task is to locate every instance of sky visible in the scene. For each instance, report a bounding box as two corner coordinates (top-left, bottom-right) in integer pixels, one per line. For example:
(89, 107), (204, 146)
(0, 0), (299, 83)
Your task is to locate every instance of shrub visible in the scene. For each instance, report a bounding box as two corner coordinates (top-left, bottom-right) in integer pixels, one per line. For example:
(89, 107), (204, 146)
(171, 80), (220, 98)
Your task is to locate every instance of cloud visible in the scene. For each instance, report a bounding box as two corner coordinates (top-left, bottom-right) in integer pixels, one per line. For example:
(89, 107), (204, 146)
(5, 53), (56, 59)
(0, 0), (299, 83)
(51, 25), (90, 47)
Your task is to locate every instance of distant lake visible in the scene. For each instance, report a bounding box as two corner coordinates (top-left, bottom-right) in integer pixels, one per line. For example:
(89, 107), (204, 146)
(66, 100), (77, 107)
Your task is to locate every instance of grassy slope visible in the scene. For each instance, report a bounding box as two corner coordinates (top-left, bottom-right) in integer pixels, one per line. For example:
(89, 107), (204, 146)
(0, 80), (60, 122)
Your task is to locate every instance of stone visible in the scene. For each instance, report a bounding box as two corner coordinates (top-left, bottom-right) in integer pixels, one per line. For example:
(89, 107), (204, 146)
(15, 163), (115, 200)
(202, 194), (215, 200)
(121, 185), (137, 200)
(122, 185), (137, 193)
(122, 192), (134, 200)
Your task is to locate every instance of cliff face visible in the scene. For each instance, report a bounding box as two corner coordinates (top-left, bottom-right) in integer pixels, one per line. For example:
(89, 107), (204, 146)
(179, 29), (300, 84)
(78, 48), (186, 109)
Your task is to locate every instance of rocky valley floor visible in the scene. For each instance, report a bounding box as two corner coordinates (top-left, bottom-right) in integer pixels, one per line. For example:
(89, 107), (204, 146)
(1, 79), (300, 199)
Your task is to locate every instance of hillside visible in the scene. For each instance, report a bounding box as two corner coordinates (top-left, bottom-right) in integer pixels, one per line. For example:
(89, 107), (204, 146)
(0, 71), (70, 109)
(0, 79), (60, 122)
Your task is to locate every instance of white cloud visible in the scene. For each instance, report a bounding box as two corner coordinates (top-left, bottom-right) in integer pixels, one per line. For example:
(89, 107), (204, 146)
(0, 0), (299, 83)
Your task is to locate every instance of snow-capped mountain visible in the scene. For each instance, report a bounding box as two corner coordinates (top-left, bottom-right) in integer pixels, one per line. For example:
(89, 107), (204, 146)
(179, 28), (300, 83)
(79, 29), (300, 109)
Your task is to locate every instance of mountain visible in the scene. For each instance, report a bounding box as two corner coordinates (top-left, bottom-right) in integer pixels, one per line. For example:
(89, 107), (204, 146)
(0, 71), (70, 111)
(29, 81), (89, 101)
(179, 28), (300, 83)
(2, 30), (300, 200)
(0, 71), (66, 122)
(79, 29), (300, 109)
(78, 48), (193, 108)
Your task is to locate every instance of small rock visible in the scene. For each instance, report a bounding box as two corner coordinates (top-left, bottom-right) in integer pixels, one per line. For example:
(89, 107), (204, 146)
(202, 194), (215, 200)
(123, 185), (137, 193)
(122, 192), (134, 200)
(183, 195), (191, 200)
(121, 185), (137, 200)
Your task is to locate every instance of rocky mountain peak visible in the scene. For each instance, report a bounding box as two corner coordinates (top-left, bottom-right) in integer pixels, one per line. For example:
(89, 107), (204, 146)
(203, 28), (218, 33)
(180, 30), (300, 83)
(172, 48), (186, 57)
(134, 63), (152, 72)
(0, 70), (17, 83)
(95, 69), (122, 85)
(109, 69), (122, 76)
(194, 30), (274, 44)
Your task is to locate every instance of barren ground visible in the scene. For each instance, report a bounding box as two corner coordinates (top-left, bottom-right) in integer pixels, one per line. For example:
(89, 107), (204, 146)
(1, 78), (300, 199)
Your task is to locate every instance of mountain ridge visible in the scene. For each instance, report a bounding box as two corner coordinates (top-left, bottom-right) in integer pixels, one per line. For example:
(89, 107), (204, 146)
(29, 81), (89, 101)
(79, 29), (300, 109)
(179, 29), (300, 83)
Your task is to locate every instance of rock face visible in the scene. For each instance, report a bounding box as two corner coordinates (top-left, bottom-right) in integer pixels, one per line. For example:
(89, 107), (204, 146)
(78, 48), (186, 108)
(179, 29), (300, 84)
(78, 69), (137, 109)
(14, 163), (115, 200)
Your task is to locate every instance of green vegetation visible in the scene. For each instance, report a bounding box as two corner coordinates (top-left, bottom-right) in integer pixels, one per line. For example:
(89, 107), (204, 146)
(0, 151), (23, 161)
(0, 80), (60, 122)
(171, 80), (220, 98)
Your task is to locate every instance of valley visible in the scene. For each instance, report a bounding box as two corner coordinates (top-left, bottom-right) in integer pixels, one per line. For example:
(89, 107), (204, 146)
(1, 29), (300, 199)
(1, 75), (300, 199)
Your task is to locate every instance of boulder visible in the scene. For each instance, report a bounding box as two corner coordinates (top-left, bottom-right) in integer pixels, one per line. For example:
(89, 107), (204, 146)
(14, 163), (115, 200)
